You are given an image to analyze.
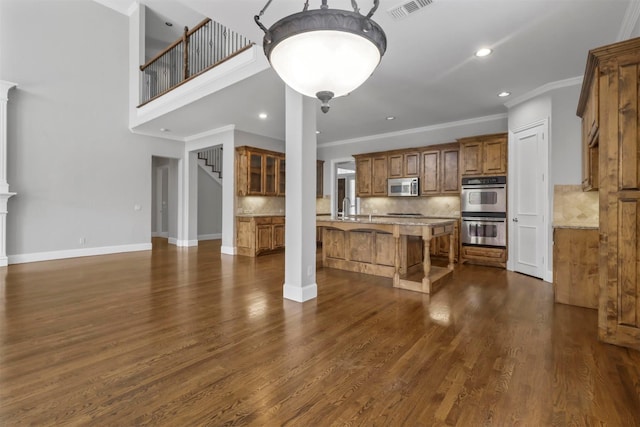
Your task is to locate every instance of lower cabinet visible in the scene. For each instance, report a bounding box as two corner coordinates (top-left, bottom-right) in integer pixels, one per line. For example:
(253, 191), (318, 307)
(237, 216), (285, 257)
(553, 227), (599, 309)
(460, 245), (506, 268)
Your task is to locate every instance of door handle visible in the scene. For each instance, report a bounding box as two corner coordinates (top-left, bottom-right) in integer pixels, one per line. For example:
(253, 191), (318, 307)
(513, 218), (518, 222)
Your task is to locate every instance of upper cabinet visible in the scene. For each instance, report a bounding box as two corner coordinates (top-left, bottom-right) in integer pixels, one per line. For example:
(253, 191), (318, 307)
(354, 154), (388, 197)
(458, 133), (507, 177)
(420, 143), (459, 196)
(355, 143), (458, 197)
(579, 66), (600, 191)
(578, 37), (640, 351)
(316, 160), (324, 198)
(236, 146), (285, 197)
(388, 151), (420, 178)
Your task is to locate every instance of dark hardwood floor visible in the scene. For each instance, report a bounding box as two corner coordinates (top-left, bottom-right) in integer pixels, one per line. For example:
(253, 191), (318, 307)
(1, 238), (639, 425)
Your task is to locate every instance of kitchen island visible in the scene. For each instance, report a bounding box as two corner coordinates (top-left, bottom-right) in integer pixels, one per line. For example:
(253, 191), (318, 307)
(316, 215), (456, 294)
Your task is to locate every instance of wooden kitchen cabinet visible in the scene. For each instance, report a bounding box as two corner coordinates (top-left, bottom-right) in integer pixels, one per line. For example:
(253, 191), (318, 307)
(460, 245), (506, 267)
(236, 216), (285, 257)
(354, 154), (388, 197)
(581, 66), (599, 192)
(316, 160), (324, 198)
(458, 133), (507, 176)
(420, 143), (459, 196)
(553, 228), (599, 309)
(577, 37), (640, 350)
(236, 146), (285, 197)
(389, 151), (420, 178)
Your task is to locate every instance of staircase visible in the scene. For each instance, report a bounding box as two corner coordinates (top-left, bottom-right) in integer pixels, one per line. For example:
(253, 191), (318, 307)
(198, 146), (223, 179)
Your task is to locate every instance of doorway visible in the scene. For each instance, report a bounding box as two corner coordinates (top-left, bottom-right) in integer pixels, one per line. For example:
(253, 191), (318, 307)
(151, 156), (179, 244)
(509, 120), (548, 279)
(335, 161), (356, 216)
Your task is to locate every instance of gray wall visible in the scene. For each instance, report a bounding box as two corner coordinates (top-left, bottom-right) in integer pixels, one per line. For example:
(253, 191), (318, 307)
(235, 129), (285, 152)
(197, 166), (222, 237)
(1, 0), (183, 257)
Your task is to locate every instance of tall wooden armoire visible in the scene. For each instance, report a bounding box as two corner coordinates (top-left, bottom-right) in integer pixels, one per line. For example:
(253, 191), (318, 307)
(578, 37), (640, 351)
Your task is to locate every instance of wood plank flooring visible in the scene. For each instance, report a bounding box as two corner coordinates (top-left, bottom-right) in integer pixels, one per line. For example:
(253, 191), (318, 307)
(1, 238), (639, 425)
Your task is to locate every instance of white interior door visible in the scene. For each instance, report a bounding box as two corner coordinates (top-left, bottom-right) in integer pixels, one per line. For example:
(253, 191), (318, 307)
(511, 122), (547, 278)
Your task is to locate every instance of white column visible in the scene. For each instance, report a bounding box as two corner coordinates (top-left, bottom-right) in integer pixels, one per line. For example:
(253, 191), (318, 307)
(0, 81), (17, 267)
(221, 130), (237, 255)
(177, 151), (199, 247)
(283, 86), (318, 302)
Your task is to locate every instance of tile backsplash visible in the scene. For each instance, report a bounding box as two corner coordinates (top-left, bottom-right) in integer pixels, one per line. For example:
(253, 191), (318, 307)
(360, 196), (460, 218)
(553, 185), (598, 228)
(237, 196), (285, 214)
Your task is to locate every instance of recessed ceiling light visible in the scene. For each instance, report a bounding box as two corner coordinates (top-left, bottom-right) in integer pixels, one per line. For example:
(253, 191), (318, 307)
(259, 113), (268, 119)
(315, 130), (321, 134)
(160, 128), (170, 132)
(386, 116), (396, 121)
(498, 91), (511, 97)
(475, 48), (492, 57)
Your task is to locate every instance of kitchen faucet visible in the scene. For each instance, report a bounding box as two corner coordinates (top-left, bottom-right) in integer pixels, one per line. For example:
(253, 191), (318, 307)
(342, 197), (351, 219)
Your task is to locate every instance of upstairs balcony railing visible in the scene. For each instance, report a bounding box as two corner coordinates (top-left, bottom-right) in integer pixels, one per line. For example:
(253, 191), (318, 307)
(139, 18), (253, 106)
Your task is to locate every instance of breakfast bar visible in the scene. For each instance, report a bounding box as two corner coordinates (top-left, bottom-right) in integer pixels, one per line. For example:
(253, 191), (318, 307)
(316, 216), (456, 294)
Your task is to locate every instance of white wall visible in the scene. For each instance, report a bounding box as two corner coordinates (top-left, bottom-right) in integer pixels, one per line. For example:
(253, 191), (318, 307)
(1, 0), (184, 260)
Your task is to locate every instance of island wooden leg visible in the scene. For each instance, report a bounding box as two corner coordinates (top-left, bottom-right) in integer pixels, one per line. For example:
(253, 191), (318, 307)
(422, 231), (432, 294)
(448, 231), (455, 271)
(393, 226), (400, 287)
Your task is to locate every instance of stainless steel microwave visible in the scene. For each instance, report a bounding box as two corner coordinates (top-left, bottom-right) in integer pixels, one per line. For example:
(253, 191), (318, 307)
(388, 177), (419, 197)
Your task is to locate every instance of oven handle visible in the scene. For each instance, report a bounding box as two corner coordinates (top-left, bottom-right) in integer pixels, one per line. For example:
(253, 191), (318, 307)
(461, 185), (506, 190)
(462, 217), (506, 222)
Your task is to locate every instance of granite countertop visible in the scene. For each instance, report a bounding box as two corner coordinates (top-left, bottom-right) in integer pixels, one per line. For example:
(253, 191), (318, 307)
(552, 223), (599, 230)
(236, 213), (285, 218)
(317, 215), (455, 227)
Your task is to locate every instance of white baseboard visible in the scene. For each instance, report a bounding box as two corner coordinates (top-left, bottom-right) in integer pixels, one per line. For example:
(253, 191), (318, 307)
(8, 243), (152, 265)
(176, 239), (198, 247)
(544, 269), (553, 284)
(220, 245), (236, 255)
(152, 231), (169, 238)
(198, 233), (222, 241)
(168, 237), (178, 245)
(283, 283), (318, 302)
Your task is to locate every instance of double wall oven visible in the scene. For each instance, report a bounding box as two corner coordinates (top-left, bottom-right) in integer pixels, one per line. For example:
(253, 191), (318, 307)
(460, 176), (507, 248)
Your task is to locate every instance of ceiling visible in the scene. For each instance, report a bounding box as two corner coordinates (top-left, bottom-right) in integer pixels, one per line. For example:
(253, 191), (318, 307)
(123, 0), (637, 145)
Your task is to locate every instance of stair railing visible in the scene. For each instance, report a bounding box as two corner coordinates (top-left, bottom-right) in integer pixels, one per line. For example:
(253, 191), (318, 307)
(139, 18), (252, 106)
(198, 146), (223, 178)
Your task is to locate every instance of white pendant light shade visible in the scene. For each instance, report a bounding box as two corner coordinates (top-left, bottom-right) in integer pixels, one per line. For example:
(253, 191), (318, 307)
(269, 30), (382, 99)
(255, 3), (386, 112)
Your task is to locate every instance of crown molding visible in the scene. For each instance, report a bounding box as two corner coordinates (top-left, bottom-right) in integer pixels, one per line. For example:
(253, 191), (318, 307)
(503, 76), (583, 109)
(317, 113), (508, 149)
(617, 0), (640, 41)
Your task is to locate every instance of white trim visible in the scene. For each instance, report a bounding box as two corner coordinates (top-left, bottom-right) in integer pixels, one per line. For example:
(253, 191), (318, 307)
(617, 0), (640, 41)
(283, 283), (318, 302)
(8, 243), (152, 265)
(504, 76), (583, 109)
(168, 237), (178, 245)
(199, 233), (222, 240)
(317, 113), (508, 148)
(185, 125), (236, 143)
(152, 231), (169, 238)
(220, 245), (236, 255)
(176, 239), (198, 247)
(544, 270), (553, 283)
(93, 0), (137, 16)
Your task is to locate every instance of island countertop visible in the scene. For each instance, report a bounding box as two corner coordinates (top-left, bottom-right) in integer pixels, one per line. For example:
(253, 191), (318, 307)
(316, 215), (456, 227)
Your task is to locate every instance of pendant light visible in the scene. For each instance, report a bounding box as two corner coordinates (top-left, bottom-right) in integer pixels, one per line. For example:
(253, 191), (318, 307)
(255, 0), (386, 113)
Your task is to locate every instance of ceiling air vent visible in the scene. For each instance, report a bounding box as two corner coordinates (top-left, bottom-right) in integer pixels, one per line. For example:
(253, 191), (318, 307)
(388, 0), (433, 20)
